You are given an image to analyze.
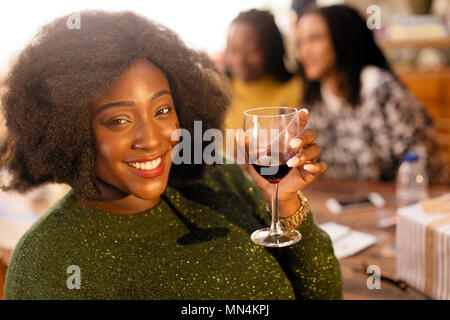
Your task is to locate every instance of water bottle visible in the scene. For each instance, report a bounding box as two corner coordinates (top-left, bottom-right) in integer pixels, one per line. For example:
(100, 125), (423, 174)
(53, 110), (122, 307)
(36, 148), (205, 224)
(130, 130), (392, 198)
(395, 152), (429, 207)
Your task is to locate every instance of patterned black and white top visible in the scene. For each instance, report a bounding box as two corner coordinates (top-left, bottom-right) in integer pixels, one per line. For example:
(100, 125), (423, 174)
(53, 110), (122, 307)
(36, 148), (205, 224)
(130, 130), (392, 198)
(305, 65), (448, 184)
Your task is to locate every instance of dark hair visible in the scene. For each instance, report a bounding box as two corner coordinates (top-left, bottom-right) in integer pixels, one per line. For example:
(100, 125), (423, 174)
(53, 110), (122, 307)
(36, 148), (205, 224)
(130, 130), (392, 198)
(0, 10), (231, 200)
(226, 9), (293, 83)
(298, 5), (393, 107)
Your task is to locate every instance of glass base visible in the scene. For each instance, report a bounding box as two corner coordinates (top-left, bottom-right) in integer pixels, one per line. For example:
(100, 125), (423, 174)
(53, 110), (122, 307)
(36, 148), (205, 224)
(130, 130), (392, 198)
(251, 228), (302, 247)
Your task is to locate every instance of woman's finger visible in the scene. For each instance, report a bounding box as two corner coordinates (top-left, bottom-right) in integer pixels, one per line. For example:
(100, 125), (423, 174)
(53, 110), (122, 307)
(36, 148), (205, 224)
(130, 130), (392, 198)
(289, 129), (317, 150)
(297, 108), (309, 132)
(303, 162), (328, 174)
(286, 144), (321, 167)
(298, 162), (328, 186)
(286, 108), (309, 138)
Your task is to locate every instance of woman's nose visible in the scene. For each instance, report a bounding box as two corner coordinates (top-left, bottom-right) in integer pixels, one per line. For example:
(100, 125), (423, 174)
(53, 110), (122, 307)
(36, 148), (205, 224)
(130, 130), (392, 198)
(131, 121), (162, 151)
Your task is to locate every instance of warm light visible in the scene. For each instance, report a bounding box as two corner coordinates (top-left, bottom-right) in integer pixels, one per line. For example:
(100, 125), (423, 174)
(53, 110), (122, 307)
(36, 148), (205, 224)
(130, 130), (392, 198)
(0, 0), (292, 72)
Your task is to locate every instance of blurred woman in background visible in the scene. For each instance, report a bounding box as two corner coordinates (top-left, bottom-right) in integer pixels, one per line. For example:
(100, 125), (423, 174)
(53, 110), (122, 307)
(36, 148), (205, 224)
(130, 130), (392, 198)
(223, 9), (303, 131)
(293, 4), (448, 184)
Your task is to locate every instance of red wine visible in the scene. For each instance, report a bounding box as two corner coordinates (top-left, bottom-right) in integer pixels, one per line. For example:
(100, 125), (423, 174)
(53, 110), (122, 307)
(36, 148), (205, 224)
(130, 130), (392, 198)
(252, 162), (291, 184)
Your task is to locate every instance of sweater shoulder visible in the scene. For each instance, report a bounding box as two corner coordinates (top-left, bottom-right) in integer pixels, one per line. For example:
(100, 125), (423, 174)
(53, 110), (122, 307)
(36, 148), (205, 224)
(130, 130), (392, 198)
(13, 189), (80, 247)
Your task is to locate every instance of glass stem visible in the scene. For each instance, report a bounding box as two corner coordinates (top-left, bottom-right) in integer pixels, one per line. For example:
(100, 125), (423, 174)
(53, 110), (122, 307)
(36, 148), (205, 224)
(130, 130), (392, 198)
(269, 183), (282, 236)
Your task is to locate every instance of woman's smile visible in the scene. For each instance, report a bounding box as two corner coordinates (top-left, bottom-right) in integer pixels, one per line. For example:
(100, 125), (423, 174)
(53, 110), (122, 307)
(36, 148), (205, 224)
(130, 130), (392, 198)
(124, 151), (168, 179)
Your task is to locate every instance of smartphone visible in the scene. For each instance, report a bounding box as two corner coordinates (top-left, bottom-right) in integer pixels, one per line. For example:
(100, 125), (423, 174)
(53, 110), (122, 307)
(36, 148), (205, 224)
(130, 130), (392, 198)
(325, 192), (385, 214)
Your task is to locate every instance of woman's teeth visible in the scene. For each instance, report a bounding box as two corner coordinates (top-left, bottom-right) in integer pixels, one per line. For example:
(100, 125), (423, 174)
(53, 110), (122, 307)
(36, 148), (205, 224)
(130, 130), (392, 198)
(128, 157), (162, 170)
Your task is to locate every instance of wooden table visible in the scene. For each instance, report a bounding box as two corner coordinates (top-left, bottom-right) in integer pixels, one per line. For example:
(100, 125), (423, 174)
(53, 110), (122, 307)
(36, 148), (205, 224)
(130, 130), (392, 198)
(304, 178), (450, 300)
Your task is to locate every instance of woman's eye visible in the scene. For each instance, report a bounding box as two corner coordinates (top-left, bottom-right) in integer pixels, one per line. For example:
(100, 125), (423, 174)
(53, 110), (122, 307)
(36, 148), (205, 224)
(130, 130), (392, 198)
(156, 106), (172, 116)
(106, 118), (129, 126)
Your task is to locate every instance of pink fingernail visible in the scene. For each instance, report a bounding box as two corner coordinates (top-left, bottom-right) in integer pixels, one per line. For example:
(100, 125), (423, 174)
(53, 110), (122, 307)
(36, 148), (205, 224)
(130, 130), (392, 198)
(287, 157), (299, 167)
(289, 138), (302, 149)
(304, 164), (316, 171)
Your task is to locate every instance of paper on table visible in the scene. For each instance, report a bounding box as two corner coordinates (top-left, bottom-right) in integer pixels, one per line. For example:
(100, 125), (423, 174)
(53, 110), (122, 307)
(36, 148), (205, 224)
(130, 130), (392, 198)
(319, 222), (350, 242)
(320, 222), (378, 259)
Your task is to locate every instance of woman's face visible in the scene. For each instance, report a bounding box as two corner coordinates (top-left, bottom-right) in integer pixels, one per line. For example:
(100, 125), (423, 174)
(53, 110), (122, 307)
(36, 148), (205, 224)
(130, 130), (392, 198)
(295, 13), (336, 81)
(224, 22), (265, 82)
(91, 59), (179, 202)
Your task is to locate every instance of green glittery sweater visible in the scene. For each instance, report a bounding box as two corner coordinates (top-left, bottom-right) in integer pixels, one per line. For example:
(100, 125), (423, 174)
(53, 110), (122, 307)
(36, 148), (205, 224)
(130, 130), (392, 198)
(4, 163), (342, 300)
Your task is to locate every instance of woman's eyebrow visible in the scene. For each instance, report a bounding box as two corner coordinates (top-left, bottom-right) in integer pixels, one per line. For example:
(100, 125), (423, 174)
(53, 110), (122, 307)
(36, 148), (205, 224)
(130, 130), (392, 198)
(150, 89), (171, 101)
(94, 90), (171, 115)
(94, 101), (134, 115)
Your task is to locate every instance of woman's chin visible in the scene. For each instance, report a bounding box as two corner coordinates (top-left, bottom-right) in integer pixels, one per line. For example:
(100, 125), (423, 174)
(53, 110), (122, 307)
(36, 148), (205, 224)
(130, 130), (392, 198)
(305, 70), (321, 81)
(133, 191), (164, 201)
(131, 181), (168, 201)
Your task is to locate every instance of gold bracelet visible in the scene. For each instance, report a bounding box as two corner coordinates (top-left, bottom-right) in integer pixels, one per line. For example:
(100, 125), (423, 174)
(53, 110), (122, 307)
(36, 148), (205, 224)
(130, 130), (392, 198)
(279, 191), (310, 229)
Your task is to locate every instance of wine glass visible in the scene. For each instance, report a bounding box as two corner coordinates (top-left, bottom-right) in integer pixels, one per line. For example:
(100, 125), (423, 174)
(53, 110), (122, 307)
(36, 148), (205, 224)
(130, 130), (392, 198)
(243, 107), (302, 247)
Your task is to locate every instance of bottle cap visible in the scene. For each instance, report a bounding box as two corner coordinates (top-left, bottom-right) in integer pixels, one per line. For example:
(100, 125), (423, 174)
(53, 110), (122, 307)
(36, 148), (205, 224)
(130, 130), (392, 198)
(403, 152), (419, 162)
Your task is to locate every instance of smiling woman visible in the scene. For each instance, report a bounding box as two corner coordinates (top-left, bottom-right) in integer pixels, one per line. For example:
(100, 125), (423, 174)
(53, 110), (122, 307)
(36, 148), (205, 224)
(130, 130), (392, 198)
(88, 60), (179, 214)
(0, 10), (342, 300)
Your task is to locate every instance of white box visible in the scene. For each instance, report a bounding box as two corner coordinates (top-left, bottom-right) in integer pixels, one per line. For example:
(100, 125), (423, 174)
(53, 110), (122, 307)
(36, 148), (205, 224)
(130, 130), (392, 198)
(396, 197), (450, 299)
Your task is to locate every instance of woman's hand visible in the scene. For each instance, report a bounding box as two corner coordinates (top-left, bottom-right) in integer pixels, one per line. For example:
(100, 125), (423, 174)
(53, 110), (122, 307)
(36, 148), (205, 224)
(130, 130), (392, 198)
(236, 109), (327, 217)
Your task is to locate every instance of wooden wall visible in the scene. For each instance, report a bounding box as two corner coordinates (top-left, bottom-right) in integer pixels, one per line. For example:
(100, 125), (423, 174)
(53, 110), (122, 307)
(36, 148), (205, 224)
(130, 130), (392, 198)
(398, 68), (450, 173)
